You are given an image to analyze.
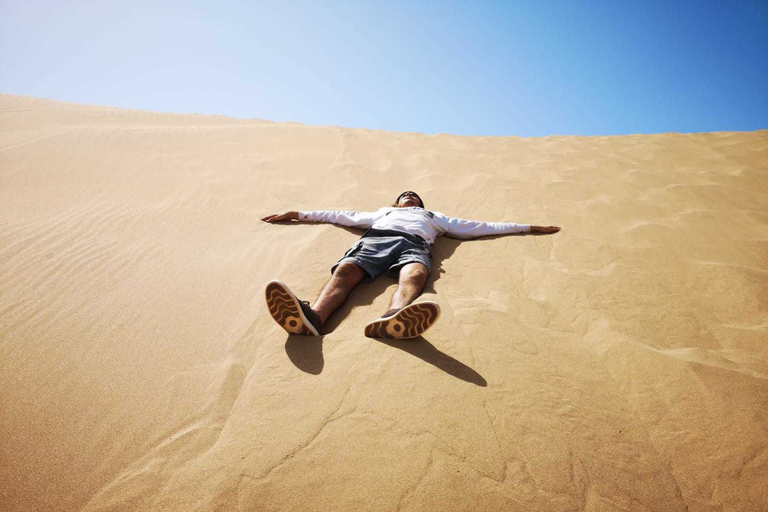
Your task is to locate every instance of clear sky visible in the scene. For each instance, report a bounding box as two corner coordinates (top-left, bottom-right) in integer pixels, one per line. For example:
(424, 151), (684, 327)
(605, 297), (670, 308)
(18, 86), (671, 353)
(2, 0), (766, 136)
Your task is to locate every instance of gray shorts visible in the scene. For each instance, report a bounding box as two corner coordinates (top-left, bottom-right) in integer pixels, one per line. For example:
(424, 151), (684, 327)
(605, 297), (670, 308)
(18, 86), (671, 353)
(332, 234), (432, 282)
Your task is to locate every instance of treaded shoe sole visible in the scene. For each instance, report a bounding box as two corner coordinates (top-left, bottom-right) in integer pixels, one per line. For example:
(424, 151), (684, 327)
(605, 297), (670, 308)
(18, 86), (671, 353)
(364, 301), (441, 339)
(265, 280), (320, 336)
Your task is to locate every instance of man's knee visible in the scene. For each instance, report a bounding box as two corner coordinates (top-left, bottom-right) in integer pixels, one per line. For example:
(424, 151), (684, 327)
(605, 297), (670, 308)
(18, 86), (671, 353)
(334, 262), (366, 282)
(401, 263), (429, 284)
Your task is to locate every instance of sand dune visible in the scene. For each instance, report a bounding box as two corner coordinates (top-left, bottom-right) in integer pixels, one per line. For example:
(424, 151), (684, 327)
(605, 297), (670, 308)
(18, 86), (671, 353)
(1, 94), (767, 511)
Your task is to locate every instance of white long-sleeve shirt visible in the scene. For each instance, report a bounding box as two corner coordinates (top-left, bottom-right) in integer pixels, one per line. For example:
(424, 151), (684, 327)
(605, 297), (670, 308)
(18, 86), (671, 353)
(298, 207), (530, 244)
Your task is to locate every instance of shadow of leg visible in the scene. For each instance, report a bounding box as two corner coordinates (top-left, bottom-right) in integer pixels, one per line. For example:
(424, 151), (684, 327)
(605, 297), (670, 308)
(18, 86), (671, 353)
(285, 335), (324, 375)
(374, 337), (487, 386)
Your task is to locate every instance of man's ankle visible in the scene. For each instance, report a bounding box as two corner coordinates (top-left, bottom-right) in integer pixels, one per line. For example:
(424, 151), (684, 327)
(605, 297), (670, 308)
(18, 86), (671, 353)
(382, 308), (401, 318)
(299, 302), (324, 332)
(308, 306), (327, 327)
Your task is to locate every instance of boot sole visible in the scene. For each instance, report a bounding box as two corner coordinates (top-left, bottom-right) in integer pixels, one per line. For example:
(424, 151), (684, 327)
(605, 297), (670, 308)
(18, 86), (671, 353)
(364, 301), (440, 339)
(265, 280), (320, 336)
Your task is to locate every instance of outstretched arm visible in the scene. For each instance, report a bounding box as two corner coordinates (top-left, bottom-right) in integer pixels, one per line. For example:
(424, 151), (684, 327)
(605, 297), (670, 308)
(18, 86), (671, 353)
(435, 212), (561, 239)
(262, 209), (386, 229)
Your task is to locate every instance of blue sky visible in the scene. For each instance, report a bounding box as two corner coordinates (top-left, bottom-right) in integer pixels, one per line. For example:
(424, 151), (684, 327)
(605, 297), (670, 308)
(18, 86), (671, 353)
(1, 0), (766, 136)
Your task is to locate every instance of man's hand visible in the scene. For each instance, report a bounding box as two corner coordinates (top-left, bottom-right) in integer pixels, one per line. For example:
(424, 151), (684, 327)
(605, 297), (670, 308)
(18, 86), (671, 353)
(530, 226), (561, 234)
(262, 211), (299, 223)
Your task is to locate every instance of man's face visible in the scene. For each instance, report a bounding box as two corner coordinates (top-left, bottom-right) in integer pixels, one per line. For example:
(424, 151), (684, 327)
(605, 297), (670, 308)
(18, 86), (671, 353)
(397, 191), (422, 208)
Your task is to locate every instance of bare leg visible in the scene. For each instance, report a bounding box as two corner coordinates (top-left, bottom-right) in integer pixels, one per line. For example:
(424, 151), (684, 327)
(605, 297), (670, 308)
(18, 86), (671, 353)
(388, 262), (429, 313)
(312, 262), (366, 325)
(363, 262), (437, 339)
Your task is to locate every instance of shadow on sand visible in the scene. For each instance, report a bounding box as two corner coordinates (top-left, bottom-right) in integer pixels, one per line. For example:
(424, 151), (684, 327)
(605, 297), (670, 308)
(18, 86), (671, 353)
(285, 332), (486, 386)
(285, 335), (324, 375)
(374, 336), (487, 386)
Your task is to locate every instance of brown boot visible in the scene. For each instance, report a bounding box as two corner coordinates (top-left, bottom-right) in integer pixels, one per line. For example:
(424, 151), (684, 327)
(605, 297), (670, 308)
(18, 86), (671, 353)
(364, 302), (440, 339)
(265, 280), (322, 336)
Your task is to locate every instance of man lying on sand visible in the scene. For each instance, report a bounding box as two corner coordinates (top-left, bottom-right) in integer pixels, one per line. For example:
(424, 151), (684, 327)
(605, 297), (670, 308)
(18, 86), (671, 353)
(262, 191), (560, 339)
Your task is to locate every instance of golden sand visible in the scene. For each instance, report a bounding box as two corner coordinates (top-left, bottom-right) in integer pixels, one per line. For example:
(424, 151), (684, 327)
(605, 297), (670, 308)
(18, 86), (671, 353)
(1, 94), (767, 511)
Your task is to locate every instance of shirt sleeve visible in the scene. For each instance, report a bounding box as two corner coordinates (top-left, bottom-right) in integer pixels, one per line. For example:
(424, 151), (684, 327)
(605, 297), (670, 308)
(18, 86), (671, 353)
(434, 212), (531, 239)
(298, 208), (385, 229)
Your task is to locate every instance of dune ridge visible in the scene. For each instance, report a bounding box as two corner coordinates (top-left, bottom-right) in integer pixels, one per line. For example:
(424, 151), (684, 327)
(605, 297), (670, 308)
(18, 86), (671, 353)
(1, 94), (767, 511)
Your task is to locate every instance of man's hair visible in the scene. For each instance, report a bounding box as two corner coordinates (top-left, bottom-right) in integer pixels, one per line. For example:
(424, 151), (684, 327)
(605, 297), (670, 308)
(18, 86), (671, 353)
(393, 191), (425, 209)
